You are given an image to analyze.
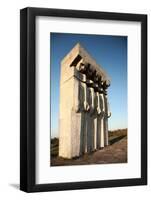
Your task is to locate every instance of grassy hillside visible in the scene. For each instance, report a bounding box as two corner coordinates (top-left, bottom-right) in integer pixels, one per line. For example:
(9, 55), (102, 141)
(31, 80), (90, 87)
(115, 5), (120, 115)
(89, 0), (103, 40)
(51, 129), (127, 158)
(109, 129), (127, 145)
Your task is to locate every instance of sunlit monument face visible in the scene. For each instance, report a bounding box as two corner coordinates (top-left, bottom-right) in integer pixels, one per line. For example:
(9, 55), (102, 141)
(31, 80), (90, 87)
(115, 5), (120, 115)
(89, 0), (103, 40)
(59, 43), (111, 159)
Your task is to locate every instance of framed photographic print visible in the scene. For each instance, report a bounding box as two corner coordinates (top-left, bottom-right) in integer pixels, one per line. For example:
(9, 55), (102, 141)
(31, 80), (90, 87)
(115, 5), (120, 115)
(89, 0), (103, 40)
(20, 7), (147, 192)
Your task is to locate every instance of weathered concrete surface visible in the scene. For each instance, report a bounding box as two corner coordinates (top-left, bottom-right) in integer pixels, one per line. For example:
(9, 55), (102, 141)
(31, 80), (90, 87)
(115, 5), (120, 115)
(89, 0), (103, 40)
(59, 43), (111, 159)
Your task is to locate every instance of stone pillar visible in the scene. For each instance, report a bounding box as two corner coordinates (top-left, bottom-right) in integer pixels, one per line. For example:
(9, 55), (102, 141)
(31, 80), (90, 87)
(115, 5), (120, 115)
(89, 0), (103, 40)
(59, 59), (83, 158)
(59, 75), (75, 158)
(59, 43), (111, 159)
(96, 91), (101, 149)
(92, 90), (97, 151)
(104, 94), (111, 146)
(99, 93), (105, 148)
(86, 86), (92, 153)
(81, 74), (89, 154)
(87, 84), (95, 152)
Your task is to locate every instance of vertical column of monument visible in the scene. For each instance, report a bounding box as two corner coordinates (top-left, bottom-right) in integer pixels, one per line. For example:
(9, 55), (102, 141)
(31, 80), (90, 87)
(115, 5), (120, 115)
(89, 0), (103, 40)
(78, 63), (95, 154)
(79, 75), (85, 156)
(79, 81), (86, 155)
(99, 91), (105, 148)
(71, 73), (82, 157)
(93, 72), (100, 151)
(93, 88), (98, 150)
(82, 74), (89, 154)
(104, 93), (111, 146)
(96, 91), (101, 149)
(87, 81), (95, 152)
(59, 62), (73, 158)
(107, 99), (111, 145)
(83, 65), (90, 153)
(59, 59), (82, 158)
(90, 90), (96, 152)
(86, 84), (92, 153)
(102, 80), (111, 146)
(86, 69), (97, 152)
(73, 60), (85, 156)
(103, 93), (107, 146)
(75, 63), (88, 155)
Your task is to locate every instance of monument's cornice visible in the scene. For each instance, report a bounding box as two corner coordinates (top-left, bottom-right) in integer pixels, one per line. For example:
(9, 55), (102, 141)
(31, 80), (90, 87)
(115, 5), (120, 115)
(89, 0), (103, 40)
(61, 43), (110, 83)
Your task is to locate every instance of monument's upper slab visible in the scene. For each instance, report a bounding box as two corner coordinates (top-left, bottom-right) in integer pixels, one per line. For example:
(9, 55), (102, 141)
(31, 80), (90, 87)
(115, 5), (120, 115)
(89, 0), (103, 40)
(61, 43), (110, 82)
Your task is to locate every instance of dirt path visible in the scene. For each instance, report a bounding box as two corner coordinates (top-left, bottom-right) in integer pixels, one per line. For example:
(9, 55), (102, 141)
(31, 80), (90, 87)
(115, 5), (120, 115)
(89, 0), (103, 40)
(51, 136), (127, 166)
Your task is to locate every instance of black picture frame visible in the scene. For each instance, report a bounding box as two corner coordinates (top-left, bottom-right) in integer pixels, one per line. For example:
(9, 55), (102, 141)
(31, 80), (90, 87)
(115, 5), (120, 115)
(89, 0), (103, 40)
(20, 7), (147, 192)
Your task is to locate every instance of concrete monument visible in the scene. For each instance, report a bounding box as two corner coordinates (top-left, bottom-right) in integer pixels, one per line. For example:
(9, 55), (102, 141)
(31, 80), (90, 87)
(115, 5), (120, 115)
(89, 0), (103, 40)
(59, 43), (111, 159)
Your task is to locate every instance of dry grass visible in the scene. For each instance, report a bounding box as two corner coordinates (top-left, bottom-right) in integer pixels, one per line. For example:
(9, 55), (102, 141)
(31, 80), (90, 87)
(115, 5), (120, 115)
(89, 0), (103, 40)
(50, 129), (127, 166)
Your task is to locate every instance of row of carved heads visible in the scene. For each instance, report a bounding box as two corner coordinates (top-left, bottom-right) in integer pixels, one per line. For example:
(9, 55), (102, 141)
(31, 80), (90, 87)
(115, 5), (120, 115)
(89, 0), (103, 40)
(76, 61), (110, 95)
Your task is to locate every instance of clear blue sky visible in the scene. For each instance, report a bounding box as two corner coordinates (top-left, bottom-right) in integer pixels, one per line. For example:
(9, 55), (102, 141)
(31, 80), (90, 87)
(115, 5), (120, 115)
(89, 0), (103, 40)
(50, 32), (127, 138)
